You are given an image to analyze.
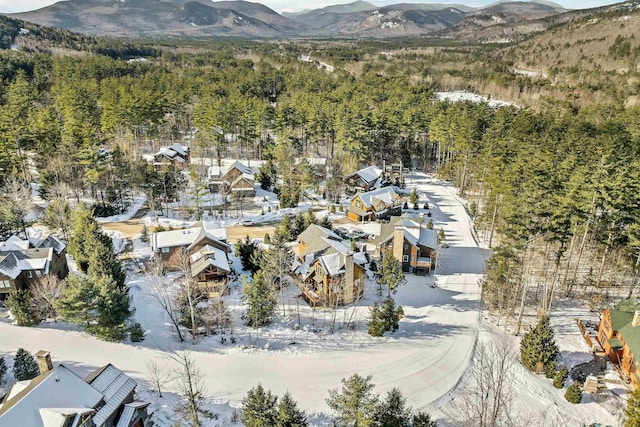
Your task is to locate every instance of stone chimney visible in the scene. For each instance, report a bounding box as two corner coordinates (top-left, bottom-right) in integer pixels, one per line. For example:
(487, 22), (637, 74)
(36, 350), (53, 373)
(344, 254), (355, 302)
(393, 227), (405, 262)
(633, 311), (640, 327)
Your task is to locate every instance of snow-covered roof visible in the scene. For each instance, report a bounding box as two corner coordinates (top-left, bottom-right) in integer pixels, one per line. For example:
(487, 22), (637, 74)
(356, 187), (401, 208)
(0, 235), (30, 251)
(0, 253), (21, 279)
(319, 252), (343, 276)
(190, 244), (230, 276)
(356, 166), (383, 183)
(225, 161), (254, 179)
(0, 365), (104, 427)
(154, 143), (189, 160)
(399, 222), (438, 250)
(32, 234), (66, 255)
(116, 402), (150, 427)
(87, 364), (137, 426)
(151, 227), (201, 250)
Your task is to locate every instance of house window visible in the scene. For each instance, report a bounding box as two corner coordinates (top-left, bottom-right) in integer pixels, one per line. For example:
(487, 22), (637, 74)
(404, 243), (408, 250)
(0, 280), (10, 288)
(410, 256), (414, 263)
(27, 271), (33, 279)
(402, 255), (409, 262)
(356, 201), (361, 208)
(161, 247), (170, 254)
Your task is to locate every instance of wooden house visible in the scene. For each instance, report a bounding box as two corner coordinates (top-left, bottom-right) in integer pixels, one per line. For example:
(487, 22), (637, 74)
(150, 222), (230, 273)
(347, 187), (403, 222)
(190, 244), (231, 298)
(391, 218), (438, 274)
(0, 234), (69, 298)
(598, 299), (640, 388)
(153, 143), (190, 168)
(209, 160), (256, 197)
(293, 224), (367, 307)
(344, 166), (383, 194)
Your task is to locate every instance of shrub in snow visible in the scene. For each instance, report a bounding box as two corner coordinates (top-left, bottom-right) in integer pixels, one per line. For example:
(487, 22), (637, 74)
(268, 206), (272, 213)
(129, 321), (145, 342)
(553, 366), (569, 388)
(13, 348), (40, 381)
(276, 392), (308, 426)
(413, 411), (438, 426)
(140, 224), (149, 242)
(0, 355), (6, 384)
(564, 382), (582, 404)
(338, 205), (344, 212)
(329, 205), (336, 213)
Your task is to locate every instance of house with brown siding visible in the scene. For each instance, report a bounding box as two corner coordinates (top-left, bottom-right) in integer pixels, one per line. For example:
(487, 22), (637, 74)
(150, 222), (230, 272)
(597, 299), (640, 388)
(0, 234), (69, 298)
(153, 143), (190, 168)
(209, 160), (256, 197)
(293, 224), (367, 307)
(344, 166), (383, 193)
(190, 244), (231, 298)
(347, 187), (403, 222)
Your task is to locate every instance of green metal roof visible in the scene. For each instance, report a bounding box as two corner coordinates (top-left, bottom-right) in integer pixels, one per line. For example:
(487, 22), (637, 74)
(609, 337), (624, 350)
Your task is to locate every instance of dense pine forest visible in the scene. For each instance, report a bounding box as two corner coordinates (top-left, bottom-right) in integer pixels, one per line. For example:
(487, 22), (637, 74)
(0, 11), (639, 331)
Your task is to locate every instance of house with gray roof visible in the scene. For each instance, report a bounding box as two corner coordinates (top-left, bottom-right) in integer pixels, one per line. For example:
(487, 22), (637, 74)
(153, 143), (190, 168)
(208, 160), (256, 197)
(344, 166), (384, 194)
(293, 224), (367, 306)
(0, 234), (68, 298)
(0, 351), (150, 427)
(347, 187), (404, 222)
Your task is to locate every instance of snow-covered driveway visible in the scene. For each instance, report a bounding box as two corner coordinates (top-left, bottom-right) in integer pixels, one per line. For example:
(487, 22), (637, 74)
(0, 173), (486, 414)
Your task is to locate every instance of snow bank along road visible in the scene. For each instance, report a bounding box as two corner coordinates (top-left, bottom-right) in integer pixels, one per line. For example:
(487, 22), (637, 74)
(0, 173), (487, 414)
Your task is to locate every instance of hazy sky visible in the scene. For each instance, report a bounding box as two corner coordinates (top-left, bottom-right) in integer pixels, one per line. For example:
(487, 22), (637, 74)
(0, 0), (622, 14)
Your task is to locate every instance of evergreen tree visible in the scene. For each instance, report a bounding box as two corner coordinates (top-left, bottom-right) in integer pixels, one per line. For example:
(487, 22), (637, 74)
(319, 215), (333, 230)
(279, 215), (293, 241)
(564, 382), (582, 404)
(13, 348), (40, 381)
(293, 212), (306, 239)
(235, 236), (261, 273)
(326, 374), (378, 427)
(6, 289), (40, 326)
(438, 228), (445, 242)
(381, 297), (404, 334)
(276, 392), (308, 427)
(87, 231), (126, 287)
(412, 412), (438, 427)
(553, 366), (568, 389)
(376, 255), (406, 297)
(409, 189), (418, 205)
(140, 224), (149, 243)
(368, 302), (385, 337)
(625, 384), (640, 426)
(67, 205), (99, 272)
(55, 274), (96, 327)
(0, 355), (7, 384)
(372, 388), (412, 427)
(243, 271), (277, 328)
(520, 315), (559, 373)
(241, 384), (278, 427)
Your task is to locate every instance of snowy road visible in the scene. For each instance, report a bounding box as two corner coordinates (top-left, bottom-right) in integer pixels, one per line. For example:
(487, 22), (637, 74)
(0, 173), (486, 414)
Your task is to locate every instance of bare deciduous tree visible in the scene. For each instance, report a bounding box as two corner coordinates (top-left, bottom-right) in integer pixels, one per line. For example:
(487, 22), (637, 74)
(443, 337), (518, 427)
(200, 298), (232, 336)
(147, 258), (184, 342)
(176, 250), (204, 344)
(30, 275), (63, 319)
(168, 351), (206, 427)
(146, 359), (171, 398)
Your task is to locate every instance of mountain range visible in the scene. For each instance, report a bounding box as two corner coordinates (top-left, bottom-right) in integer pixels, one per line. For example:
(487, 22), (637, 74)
(0, 0), (621, 40)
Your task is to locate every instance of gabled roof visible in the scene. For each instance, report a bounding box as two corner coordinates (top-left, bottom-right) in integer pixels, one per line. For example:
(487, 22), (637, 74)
(223, 161), (254, 181)
(346, 166), (383, 184)
(31, 234), (67, 255)
(297, 224), (343, 258)
(190, 244), (231, 276)
(355, 187), (401, 209)
(87, 364), (137, 426)
(0, 253), (21, 279)
(0, 365), (104, 427)
(151, 224), (230, 254)
(396, 219), (438, 250)
(154, 143), (189, 161)
(0, 235), (30, 251)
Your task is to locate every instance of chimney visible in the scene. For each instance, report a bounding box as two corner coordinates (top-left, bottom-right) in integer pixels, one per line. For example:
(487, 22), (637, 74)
(393, 227), (405, 262)
(36, 350), (53, 373)
(633, 311), (640, 327)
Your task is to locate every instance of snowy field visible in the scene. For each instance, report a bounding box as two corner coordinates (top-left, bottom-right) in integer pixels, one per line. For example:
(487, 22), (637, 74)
(0, 172), (624, 425)
(435, 91), (515, 109)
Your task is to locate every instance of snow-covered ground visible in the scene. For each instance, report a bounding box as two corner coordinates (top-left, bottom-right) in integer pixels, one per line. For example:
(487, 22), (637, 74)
(0, 172), (624, 425)
(95, 195), (147, 223)
(436, 91), (515, 109)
